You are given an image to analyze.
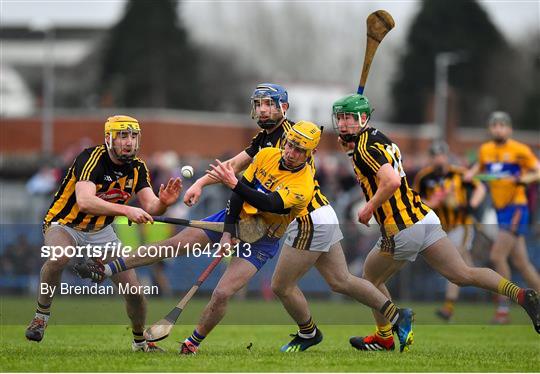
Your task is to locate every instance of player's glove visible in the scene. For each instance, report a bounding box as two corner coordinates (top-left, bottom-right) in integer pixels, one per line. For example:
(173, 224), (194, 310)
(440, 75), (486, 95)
(73, 260), (106, 283)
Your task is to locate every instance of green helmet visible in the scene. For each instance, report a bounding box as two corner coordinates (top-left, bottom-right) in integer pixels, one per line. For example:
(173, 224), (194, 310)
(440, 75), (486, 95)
(332, 94), (372, 142)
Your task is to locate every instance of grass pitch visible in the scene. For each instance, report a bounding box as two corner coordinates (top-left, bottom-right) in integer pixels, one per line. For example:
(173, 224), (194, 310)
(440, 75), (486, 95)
(1, 297), (539, 372)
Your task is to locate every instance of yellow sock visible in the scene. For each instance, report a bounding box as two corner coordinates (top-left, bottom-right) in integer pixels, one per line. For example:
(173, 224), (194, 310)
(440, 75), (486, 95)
(497, 278), (522, 303)
(376, 323), (393, 339)
(443, 299), (455, 313)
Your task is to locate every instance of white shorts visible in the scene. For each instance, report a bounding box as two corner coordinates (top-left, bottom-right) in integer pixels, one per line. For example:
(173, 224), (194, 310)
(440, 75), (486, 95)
(46, 223), (121, 249)
(447, 225), (474, 251)
(284, 205), (344, 252)
(373, 210), (447, 262)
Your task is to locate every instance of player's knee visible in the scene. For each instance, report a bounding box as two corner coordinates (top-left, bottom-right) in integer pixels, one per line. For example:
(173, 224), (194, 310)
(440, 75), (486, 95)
(271, 278), (293, 298)
(329, 282), (348, 295)
(43, 256), (70, 272)
(363, 271), (382, 287)
(326, 275), (349, 294)
(270, 278), (284, 296)
(178, 227), (208, 248)
(362, 269), (370, 281)
(124, 291), (146, 308)
(510, 257), (529, 272)
(211, 287), (234, 304)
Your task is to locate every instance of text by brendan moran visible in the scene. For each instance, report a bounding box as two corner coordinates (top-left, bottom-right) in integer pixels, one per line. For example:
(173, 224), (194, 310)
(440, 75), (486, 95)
(40, 283), (159, 297)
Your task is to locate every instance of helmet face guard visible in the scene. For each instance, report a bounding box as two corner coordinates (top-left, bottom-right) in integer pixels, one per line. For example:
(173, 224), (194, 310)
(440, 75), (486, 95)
(332, 94), (372, 143)
(332, 112), (370, 143)
(104, 115), (141, 162)
(250, 83), (288, 129)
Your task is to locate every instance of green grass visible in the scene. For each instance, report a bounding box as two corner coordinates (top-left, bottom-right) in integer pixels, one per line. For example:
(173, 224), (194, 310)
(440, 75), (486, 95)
(1, 296), (534, 325)
(1, 297), (539, 372)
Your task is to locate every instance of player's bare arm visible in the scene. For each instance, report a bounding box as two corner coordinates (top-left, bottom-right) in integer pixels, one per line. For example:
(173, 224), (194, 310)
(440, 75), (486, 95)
(358, 164), (401, 226)
(423, 190), (446, 209)
(464, 162), (481, 182)
(519, 162), (540, 184)
(184, 151), (252, 206)
(469, 180), (486, 209)
(75, 181), (153, 223)
(137, 177), (182, 215)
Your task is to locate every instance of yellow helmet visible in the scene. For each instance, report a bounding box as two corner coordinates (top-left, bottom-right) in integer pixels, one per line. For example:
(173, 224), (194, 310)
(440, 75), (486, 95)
(285, 120), (321, 158)
(104, 115), (141, 162)
(104, 115), (140, 135)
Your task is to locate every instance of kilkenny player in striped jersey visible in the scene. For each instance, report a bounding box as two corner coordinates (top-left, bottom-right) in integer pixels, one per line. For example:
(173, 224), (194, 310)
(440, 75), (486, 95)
(185, 84), (415, 354)
(332, 93), (540, 351)
(75, 84), (415, 354)
(26, 115), (182, 352)
(414, 141), (485, 321)
(184, 83), (329, 217)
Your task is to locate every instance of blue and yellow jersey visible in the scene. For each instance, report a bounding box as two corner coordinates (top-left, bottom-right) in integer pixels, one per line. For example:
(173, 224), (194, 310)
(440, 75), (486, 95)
(240, 147), (315, 238)
(478, 139), (538, 209)
(245, 119), (329, 215)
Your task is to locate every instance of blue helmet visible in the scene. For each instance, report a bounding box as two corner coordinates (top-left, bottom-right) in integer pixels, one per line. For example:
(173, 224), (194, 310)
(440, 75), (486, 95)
(251, 83), (288, 105)
(251, 83), (288, 129)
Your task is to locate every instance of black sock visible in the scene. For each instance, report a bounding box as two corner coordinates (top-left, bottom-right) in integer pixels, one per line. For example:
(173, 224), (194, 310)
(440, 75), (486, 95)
(133, 330), (145, 343)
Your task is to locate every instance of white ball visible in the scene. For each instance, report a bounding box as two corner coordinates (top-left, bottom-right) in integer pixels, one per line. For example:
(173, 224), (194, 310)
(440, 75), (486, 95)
(181, 165), (194, 179)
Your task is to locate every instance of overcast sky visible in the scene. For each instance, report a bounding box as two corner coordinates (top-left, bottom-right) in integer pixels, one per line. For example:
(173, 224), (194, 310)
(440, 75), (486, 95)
(1, 1), (539, 43)
(2, 0), (538, 119)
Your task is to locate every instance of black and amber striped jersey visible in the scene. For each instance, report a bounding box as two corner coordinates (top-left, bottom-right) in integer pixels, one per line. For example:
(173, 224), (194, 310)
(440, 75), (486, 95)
(352, 128), (430, 235)
(413, 165), (477, 231)
(44, 145), (152, 232)
(244, 119), (329, 215)
(244, 119), (293, 158)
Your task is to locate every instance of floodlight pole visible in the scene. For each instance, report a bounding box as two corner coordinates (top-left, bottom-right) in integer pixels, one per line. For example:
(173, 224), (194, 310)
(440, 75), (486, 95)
(434, 52), (465, 141)
(42, 26), (55, 155)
